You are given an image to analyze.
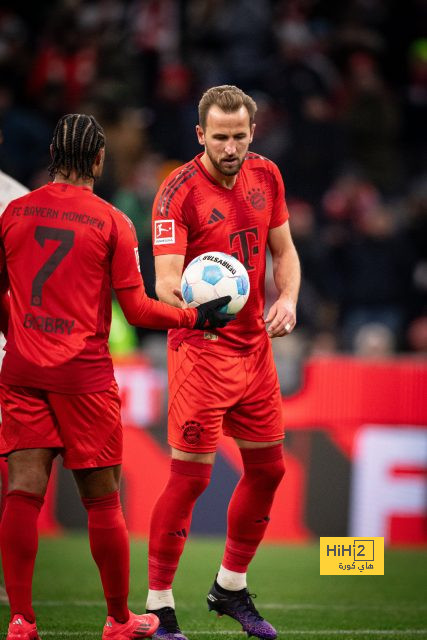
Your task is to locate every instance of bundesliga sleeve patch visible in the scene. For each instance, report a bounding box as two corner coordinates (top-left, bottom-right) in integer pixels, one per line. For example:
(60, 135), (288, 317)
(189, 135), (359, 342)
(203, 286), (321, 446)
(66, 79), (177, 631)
(154, 219), (175, 245)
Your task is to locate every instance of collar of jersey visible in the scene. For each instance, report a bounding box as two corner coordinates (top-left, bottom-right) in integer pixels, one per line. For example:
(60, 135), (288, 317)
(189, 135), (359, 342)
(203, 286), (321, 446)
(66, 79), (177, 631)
(194, 153), (241, 191)
(48, 181), (92, 192)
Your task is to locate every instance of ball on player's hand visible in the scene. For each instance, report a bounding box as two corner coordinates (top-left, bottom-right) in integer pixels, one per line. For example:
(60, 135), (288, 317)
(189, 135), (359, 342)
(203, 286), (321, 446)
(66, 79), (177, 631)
(181, 251), (250, 314)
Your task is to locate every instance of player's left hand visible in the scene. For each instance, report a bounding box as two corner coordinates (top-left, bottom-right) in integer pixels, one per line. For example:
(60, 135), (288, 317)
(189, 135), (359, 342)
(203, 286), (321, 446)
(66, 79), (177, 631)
(265, 296), (296, 338)
(194, 296), (235, 330)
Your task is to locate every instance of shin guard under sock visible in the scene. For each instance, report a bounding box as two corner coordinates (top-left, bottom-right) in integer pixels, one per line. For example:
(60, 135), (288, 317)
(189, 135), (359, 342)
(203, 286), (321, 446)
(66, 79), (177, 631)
(148, 459), (212, 590)
(82, 490), (129, 623)
(0, 490), (44, 622)
(222, 445), (285, 572)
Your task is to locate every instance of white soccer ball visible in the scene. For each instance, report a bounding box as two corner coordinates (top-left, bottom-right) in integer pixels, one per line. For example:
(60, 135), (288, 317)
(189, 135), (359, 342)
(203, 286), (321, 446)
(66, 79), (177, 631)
(181, 252), (250, 314)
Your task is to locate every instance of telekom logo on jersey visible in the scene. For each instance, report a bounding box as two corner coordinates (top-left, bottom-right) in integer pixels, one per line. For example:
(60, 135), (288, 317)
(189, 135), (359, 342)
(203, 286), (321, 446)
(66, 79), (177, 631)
(229, 227), (259, 272)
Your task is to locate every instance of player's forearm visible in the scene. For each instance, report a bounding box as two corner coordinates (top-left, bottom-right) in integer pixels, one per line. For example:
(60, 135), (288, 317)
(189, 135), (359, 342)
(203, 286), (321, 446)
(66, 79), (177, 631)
(116, 285), (196, 330)
(272, 244), (301, 305)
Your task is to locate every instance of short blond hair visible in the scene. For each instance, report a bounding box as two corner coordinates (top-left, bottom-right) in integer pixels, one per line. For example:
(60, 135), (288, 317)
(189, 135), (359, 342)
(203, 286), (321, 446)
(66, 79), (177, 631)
(198, 85), (257, 129)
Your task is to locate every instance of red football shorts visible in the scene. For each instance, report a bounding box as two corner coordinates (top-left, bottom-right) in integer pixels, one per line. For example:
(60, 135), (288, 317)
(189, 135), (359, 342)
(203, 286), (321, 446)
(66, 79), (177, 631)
(168, 338), (284, 453)
(0, 380), (122, 469)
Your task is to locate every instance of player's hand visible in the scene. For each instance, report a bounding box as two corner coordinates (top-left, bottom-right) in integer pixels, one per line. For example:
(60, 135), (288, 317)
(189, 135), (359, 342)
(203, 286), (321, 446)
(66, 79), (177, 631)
(265, 296), (296, 338)
(193, 296), (236, 330)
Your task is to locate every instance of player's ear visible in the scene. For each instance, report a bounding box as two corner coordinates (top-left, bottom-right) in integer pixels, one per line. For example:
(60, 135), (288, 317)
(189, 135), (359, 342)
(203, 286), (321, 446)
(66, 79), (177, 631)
(95, 147), (105, 167)
(196, 125), (205, 146)
(92, 148), (105, 178)
(49, 143), (53, 159)
(249, 123), (256, 144)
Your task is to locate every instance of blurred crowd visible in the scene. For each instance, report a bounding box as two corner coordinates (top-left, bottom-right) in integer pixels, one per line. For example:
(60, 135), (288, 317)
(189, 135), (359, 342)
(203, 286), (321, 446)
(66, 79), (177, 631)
(0, 0), (426, 385)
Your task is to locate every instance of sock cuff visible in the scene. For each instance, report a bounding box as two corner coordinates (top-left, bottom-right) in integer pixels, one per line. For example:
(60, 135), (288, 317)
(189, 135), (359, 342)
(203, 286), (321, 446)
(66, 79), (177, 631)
(171, 458), (212, 478)
(6, 489), (44, 508)
(82, 491), (125, 529)
(240, 443), (284, 465)
(82, 490), (121, 511)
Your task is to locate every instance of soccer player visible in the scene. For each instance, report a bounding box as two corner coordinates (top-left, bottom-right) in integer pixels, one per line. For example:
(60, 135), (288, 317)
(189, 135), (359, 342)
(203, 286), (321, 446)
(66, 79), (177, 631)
(0, 125), (29, 605)
(146, 86), (301, 640)
(0, 113), (232, 640)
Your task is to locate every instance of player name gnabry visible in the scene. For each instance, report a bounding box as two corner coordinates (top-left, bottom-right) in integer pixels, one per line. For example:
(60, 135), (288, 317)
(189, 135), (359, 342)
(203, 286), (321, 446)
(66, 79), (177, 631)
(202, 254), (237, 275)
(23, 313), (74, 335)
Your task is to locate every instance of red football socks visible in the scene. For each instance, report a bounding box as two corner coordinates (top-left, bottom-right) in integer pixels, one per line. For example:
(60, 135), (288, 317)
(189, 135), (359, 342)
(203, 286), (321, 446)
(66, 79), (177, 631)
(148, 459), (212, 589)
(82, 490), (130, 623)
(222, 444), (285, 572)
(0, 490), (44, 622)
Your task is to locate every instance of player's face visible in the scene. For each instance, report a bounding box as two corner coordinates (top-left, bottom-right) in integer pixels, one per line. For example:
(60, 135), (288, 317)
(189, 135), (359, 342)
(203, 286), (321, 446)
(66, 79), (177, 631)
(196, 105), (255, 177)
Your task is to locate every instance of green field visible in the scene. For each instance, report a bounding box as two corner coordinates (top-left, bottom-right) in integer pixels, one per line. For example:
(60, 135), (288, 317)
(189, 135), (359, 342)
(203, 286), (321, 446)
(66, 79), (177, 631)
(1, 535), (426, 640)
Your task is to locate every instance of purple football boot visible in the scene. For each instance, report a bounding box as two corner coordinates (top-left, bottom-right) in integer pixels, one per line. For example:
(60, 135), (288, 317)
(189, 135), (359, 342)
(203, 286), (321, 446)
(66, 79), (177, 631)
(207, 580), (277, 639)
(146, 607), (188, 640)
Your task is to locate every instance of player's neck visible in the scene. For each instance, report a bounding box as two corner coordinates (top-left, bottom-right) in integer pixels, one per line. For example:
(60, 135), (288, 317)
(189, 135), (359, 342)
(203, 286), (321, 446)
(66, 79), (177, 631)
(53, 172), (95, 190)
(200, 153), (238, 190)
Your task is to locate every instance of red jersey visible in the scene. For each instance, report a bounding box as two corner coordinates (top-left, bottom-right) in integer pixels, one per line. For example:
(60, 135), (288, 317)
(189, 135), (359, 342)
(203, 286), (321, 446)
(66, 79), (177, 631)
(152, 152), (289, 353)
(0, 182), (194, 393)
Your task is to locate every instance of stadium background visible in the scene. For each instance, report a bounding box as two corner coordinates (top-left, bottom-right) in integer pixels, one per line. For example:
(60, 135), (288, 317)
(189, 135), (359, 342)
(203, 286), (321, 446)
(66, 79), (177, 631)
(0, 0), (426, 611)
(0, 0), (426, 544)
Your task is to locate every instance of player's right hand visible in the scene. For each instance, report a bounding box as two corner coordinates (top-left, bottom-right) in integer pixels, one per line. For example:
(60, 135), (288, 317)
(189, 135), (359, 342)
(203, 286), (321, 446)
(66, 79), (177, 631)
(193, 296), (236, 330)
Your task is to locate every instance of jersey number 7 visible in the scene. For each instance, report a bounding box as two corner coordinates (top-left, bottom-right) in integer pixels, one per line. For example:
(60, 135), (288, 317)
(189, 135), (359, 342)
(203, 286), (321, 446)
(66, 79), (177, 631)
(31, 225), (75, 307)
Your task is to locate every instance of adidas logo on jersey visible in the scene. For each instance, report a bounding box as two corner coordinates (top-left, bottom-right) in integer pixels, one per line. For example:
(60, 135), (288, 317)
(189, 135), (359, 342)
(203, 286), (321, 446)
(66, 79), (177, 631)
(208, 208), (225, 224)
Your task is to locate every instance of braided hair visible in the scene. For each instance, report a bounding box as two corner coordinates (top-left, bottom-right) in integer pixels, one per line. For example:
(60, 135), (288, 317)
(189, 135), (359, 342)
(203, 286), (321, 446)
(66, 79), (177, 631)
(48, 114), (105, 181)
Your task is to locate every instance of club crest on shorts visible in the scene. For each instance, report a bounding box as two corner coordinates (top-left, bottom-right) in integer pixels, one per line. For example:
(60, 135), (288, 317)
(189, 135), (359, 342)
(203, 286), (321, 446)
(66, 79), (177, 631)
(181, 420), (204, 445)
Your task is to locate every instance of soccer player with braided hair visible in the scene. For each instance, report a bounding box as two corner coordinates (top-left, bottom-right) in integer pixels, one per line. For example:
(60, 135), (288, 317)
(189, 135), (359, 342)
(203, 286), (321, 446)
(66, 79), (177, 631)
(0, 113), (233, 640)
(0, 121), (29, 606)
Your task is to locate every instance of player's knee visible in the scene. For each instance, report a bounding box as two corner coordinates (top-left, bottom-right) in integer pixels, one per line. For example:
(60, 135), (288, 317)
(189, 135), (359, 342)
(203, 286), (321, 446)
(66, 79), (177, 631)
(7, 476), (49, 495)
(245, 457), (285, 491)
(240, 445), (286, 491)
(170, 470), (211, 500)
(187, 473), (211, 500)
(169, 459), (212, 499)
(7, 453), (53, 496)
(73, 466), (120, 499)
(266, 455), (286, 487)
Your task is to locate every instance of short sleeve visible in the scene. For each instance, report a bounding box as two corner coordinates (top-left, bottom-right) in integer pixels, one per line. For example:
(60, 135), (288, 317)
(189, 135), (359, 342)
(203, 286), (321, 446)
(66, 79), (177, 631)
(269, 163), (289, 229)
(111, 211), (143, 290)
(152, 176), (188, 256)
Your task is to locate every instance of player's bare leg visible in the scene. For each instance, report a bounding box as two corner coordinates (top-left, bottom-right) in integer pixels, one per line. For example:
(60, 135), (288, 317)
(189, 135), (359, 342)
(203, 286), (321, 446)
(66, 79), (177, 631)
(1, 447), (55, 640)
(206, 439), (285, 640)
(146, 449), (215, 640)
(73, 465), (159, 639)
